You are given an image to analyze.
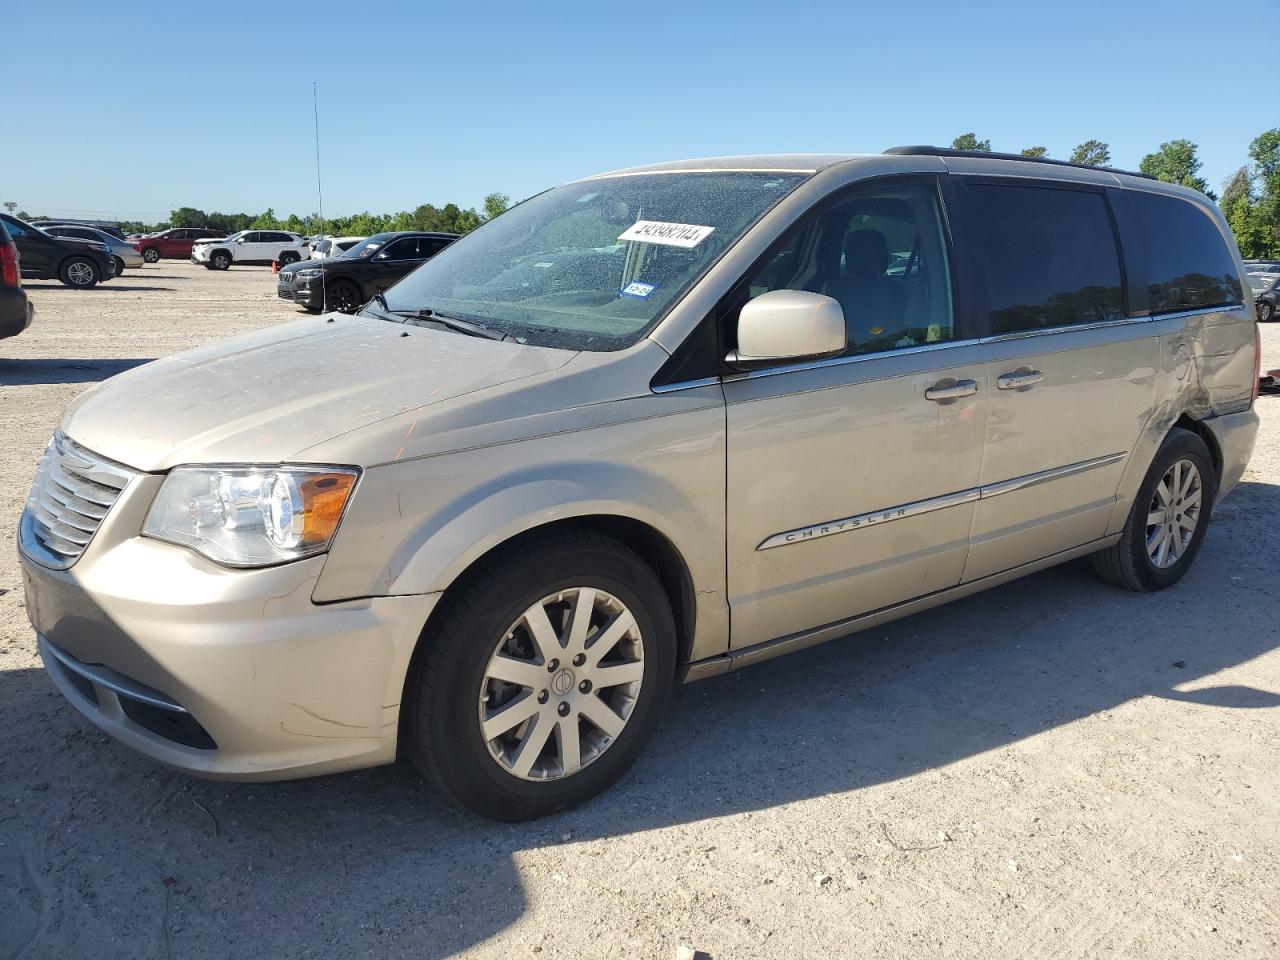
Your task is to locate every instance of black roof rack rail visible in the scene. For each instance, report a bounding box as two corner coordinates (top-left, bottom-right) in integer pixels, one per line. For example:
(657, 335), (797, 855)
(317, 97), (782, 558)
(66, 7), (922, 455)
(884, 145), (1155, 181)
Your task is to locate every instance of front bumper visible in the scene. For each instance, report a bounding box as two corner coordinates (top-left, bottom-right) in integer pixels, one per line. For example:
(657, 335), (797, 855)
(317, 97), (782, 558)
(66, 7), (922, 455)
(277, 274), (322, 307)
(19, 471), (438, 780)
(190, 247), (210, 263)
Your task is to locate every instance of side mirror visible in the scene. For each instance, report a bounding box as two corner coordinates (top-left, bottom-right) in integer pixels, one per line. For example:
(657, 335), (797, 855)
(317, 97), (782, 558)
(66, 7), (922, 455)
(726, 290), (846, 370)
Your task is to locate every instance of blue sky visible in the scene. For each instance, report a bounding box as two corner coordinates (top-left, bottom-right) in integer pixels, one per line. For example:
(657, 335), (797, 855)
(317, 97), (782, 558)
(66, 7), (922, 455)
(4, 0), (1269, 222)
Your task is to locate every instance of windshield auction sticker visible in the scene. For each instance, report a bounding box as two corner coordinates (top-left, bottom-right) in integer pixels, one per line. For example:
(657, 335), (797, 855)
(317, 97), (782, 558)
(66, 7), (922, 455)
(618, 221), (715, 248)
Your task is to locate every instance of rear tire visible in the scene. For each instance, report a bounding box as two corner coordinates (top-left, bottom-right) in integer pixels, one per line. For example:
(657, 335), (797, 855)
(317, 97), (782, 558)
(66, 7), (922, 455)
(278, 251), (300, 267)
(142, 247), (161, 263)
(404, 530), (676, 821)
(1090, 428), (1215, 591)
(1259, 301), (1275, 323)
(59, 256), (100, 288)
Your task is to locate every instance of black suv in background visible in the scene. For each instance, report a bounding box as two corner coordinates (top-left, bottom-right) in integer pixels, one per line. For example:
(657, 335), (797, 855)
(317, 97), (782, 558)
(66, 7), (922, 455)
(1, 217), (34, 340)
(277, 231), (458, 312)
(0, 214), (117, 288)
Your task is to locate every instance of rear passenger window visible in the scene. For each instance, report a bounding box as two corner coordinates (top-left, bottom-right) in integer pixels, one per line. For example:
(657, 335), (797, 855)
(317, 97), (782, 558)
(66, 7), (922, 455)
(968, 184), (1124, 334)
(1129, 192), (1243, 315)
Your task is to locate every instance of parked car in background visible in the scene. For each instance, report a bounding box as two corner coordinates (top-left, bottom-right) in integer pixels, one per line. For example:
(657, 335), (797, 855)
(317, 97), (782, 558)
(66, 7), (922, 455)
(31, 219), (127, 240)
(135, 228), (226, 263)
(0, 216), (34, 340)
(193, 230), (307, 270)
(0, 213), (116, 287)
(309, 236), (367, 259)
(277, 231), (458, 312)
(1251, 271), (1278, 322)
(18, 151), (1258, 820)
(42, 224), (143, 275)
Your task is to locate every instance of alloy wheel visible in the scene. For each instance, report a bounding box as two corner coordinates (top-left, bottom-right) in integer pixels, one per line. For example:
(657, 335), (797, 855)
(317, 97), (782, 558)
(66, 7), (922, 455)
(478, 587), (644, 781)
(67, 261), (95, 285)
(1145, 458), (1202, 568)
(143, 248), (160, 263)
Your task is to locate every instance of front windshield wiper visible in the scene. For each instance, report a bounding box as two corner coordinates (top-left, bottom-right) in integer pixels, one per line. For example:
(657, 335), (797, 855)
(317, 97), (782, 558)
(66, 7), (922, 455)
(390, 306), (507, 341)
(360, 296), (506, 341)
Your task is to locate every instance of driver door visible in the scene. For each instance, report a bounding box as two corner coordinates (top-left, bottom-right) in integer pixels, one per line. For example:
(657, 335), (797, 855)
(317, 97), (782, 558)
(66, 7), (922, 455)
(723, 176), (988, 648)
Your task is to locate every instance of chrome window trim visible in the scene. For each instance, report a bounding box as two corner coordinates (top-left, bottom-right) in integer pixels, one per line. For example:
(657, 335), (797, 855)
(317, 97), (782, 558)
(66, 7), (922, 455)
(651, 376), (722, 395)
(40, 636), (189, 713)
(758, 452), (1127, 550)
(731, 336), (985, 383)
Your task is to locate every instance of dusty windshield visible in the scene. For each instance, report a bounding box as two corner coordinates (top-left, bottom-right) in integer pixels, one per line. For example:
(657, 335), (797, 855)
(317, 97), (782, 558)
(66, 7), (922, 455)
(379, 171), (808, 350)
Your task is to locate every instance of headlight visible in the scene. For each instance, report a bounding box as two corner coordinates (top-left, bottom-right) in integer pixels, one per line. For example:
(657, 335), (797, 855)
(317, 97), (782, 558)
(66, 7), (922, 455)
(294, 268), (321, 278)
(143, 466), (359, 567)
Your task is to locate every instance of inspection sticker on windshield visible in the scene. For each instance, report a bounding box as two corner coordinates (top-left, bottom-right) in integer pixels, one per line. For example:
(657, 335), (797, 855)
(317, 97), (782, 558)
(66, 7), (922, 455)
(618, 220), (715, 248)
(620, 280), (659, 299)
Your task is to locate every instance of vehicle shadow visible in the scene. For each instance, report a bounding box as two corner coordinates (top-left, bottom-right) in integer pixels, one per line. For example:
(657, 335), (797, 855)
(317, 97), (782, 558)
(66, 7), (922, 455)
(0, 358), (154, 385)
(1, 479), (1276, 958)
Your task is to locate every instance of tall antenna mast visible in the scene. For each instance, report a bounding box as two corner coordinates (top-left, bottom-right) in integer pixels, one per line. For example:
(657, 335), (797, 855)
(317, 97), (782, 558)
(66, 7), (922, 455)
(312, 82), (325, 233)
(312, 81), (329, 310)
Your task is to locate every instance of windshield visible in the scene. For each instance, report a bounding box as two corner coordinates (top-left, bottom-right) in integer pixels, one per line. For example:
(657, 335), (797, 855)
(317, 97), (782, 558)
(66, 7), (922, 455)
(345, 233), (397, 259)
(380, 171), (808, 350)
(1249, 272), (1277, 290)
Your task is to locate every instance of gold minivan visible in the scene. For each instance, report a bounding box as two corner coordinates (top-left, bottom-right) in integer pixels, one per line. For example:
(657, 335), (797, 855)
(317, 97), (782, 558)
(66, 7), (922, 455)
(19, 148), (1260, 820)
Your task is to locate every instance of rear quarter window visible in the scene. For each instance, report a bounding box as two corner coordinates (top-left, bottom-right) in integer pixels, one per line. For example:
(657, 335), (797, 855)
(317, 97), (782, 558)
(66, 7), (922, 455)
(1129, 192), (1243, 315)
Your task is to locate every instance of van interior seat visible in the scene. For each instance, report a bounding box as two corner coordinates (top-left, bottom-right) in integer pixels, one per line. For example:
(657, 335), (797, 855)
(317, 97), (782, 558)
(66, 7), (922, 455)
(826, 229), (903, 345)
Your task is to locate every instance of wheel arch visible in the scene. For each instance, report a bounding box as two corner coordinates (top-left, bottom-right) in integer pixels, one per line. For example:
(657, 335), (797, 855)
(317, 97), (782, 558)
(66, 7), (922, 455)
(412, 513), (697, 666)
(1171, 413), (1223, 487)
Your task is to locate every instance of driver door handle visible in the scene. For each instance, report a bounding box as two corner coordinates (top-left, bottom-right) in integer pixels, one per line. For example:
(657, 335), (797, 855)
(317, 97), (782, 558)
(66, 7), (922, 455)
(924, 378), (979, 402)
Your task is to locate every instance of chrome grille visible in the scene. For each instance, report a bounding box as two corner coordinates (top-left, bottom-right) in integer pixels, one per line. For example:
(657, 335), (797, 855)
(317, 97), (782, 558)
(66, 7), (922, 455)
(20, 431), (135, 569)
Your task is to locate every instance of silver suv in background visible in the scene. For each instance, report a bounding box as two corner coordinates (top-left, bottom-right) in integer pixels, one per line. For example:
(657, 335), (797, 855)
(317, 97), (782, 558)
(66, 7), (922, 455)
(19, 149), (1259, 820)
(42, 224), (144, 275)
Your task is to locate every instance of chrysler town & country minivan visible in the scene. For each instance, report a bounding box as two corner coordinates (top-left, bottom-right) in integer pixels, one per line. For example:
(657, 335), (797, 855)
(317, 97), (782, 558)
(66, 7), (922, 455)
(19, 148), (1259, 820)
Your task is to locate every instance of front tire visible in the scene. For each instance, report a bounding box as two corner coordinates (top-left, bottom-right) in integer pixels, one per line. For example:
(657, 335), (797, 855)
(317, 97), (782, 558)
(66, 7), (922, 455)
(59, 256), (100, 288)
(210, 251), (231, 270)
(324, 279), (364, 313)
(142, 247), (161, 263)
(405, 530), (676, 821)
(112, 256), (126, 275)
(1090, 428), (1215, 591)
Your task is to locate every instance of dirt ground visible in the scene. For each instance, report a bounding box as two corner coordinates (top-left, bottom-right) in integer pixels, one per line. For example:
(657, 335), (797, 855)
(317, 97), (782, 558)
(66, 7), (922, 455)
(1, 262), (1278, 960)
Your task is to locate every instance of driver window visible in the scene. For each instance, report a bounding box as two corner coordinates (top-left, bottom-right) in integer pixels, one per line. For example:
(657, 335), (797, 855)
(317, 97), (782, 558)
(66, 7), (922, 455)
(741, 179), (955, 357)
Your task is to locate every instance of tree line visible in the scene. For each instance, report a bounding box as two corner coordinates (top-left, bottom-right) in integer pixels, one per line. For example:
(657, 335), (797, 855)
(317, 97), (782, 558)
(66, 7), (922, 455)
(950, 131), (1280, 259)
(27, 192), (513, 239)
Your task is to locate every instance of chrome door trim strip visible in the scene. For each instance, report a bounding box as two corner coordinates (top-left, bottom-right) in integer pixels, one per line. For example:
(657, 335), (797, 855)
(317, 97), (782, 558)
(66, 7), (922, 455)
(979, 451), (1127, 498)
(758, 488), (981, 550)
(757, 451), (1127, 551)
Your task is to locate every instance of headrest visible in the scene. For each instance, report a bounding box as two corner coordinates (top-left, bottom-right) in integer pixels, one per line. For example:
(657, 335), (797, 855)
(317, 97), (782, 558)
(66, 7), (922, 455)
(844, 230), (889, 278)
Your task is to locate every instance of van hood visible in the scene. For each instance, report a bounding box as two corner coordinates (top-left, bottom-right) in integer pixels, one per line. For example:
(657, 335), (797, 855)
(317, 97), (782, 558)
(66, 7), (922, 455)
(60, 314), (576, 472)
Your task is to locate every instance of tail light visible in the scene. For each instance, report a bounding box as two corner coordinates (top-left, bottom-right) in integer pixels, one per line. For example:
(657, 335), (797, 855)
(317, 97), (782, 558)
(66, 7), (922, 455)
(0, 242), (19, 287)
(1253, 319), (1262, 405)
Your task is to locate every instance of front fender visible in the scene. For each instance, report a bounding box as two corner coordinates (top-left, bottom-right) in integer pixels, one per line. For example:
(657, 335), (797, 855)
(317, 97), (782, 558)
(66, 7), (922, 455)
(313, 404), (730, 661)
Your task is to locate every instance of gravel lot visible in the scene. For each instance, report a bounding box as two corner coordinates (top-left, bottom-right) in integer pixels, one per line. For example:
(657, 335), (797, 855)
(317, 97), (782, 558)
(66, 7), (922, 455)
(2, 262), (1278, 960)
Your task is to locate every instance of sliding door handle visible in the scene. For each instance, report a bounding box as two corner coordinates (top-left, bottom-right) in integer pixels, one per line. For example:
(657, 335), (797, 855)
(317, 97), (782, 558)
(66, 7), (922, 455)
(925, 378), (979, 402)
(997, 369), (1044, 390)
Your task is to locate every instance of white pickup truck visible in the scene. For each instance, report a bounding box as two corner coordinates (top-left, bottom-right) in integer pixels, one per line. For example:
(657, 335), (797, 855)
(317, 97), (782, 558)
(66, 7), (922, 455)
(191, 230), (308, 270)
